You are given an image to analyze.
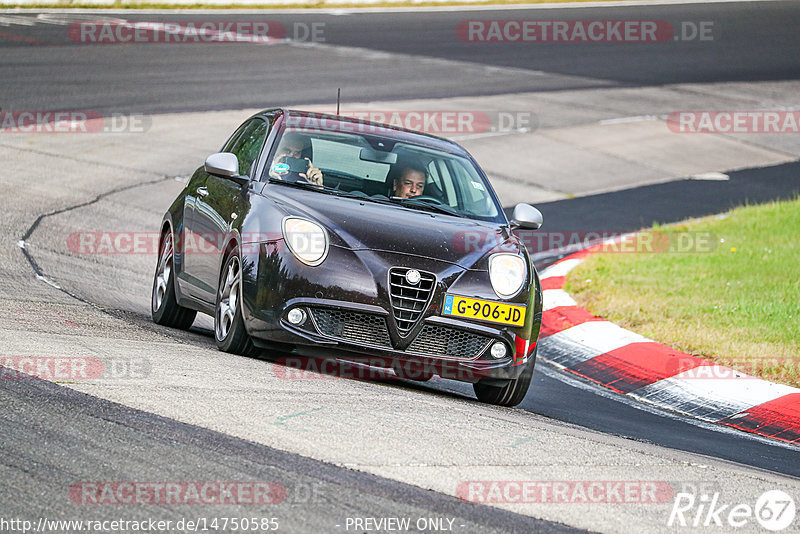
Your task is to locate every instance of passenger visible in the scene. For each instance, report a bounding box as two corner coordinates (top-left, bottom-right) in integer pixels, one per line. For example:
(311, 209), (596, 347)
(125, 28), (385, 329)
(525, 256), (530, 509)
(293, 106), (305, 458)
(391, 163), (426, 199)
(270, 133), (323, 186)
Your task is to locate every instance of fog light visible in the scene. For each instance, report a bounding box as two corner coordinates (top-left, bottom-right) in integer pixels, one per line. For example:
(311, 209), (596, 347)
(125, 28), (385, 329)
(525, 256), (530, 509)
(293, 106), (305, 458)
(490, 342), (507, 359)
(287, 308), (307, 325)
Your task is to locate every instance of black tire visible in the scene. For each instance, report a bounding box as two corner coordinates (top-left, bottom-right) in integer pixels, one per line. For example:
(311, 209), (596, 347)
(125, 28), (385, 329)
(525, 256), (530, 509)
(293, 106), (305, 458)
(152, 231), (196, 330)
(473, 357), (535, 407)
(215, 248), (257, 356)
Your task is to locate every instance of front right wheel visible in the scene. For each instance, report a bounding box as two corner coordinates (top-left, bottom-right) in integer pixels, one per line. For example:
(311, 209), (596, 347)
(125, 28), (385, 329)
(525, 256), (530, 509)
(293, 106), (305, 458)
(473, 354), (535, 407)
(215, 249), (257, 356)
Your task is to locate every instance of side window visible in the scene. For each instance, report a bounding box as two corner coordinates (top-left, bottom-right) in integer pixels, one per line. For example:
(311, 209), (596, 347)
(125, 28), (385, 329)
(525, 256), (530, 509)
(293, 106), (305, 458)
(226, 119), (269, 177)
(222, 122), (250, 152)
(428, 160), (456, 207)
(451, 160), (498, 217)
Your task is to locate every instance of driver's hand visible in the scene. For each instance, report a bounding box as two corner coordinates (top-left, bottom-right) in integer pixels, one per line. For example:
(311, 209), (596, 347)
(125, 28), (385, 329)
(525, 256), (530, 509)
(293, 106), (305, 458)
(300, 159), (323, 186)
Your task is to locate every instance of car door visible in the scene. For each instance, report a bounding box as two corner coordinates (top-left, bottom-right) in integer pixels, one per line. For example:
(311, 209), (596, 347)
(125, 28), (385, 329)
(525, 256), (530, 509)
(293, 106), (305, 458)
(185, 117), (271, 304)
(179, 121), (253, 300)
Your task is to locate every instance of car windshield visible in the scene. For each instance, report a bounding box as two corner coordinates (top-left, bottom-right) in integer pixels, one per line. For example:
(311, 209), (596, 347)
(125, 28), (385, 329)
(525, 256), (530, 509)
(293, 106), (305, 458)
(264, 116), (505, 223)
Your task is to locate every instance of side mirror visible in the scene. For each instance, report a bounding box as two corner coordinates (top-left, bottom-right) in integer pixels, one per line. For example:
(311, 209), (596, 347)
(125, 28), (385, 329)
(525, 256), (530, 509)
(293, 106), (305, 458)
(205, 152), (240, 178)
(510, 203), (543, 230)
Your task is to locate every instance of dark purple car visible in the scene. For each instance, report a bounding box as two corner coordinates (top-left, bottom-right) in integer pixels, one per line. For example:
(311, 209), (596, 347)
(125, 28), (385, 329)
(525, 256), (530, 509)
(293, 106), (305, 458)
(152, 109), (544, 406)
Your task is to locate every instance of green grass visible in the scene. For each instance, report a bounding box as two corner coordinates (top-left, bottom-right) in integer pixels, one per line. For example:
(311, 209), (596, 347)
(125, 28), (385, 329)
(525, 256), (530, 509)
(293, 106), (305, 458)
(565, 197), (800, 387)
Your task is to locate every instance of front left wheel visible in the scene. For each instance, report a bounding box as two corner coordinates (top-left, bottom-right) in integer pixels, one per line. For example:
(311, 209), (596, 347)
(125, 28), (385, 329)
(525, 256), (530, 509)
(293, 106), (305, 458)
(152, 231), (196, 330)
(215, 249), (257, 356)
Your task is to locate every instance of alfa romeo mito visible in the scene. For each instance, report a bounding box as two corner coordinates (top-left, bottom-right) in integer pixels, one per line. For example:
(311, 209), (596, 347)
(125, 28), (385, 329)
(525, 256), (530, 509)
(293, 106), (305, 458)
(152, 109), (544, 406)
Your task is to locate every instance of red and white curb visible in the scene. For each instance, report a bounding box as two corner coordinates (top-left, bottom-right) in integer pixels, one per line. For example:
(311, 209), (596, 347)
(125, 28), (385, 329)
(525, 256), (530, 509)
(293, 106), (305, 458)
(538, 245), (800, 445)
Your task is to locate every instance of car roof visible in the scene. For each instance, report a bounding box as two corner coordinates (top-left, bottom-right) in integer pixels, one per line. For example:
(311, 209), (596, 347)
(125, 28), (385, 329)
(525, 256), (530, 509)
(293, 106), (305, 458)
(253, 108), (473, 157)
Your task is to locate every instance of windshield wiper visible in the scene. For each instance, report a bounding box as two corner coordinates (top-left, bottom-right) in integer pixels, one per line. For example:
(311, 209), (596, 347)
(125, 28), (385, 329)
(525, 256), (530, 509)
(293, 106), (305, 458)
(269, 178), (353, 197)
(391, 197), (464, 217)
(270, 177), (326, 190)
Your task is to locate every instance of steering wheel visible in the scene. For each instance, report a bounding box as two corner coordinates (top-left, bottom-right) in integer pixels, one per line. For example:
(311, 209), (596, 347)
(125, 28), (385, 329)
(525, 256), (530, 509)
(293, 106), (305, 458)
(409, 195), (444, 205)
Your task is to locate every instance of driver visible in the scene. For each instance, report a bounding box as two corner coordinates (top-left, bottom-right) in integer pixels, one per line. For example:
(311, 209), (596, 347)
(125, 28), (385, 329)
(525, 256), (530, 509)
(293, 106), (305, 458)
(391, 163), (426, 199)
(269, 133), (323, 186)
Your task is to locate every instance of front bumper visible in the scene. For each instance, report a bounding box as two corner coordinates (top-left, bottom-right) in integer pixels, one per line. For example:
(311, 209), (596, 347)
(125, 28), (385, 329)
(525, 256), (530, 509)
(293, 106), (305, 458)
(239, 245), (540, 383)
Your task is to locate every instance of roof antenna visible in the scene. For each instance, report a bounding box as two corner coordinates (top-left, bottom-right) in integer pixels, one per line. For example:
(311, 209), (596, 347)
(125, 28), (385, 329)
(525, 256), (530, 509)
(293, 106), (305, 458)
(336, 88), (341, 116)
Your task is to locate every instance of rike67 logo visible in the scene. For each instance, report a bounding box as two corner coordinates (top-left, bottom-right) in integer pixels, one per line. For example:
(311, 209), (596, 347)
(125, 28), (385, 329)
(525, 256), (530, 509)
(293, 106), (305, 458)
(668, 490), (796, 531)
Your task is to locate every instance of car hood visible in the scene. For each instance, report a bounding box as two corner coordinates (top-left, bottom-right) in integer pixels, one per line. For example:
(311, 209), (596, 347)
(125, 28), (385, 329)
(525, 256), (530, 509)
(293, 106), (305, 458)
(266, 185), (516, 269)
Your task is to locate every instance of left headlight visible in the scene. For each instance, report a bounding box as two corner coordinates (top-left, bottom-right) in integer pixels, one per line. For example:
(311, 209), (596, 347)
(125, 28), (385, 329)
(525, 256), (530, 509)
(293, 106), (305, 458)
(282, 217), (329, 266)
(489, 253), (526, 298)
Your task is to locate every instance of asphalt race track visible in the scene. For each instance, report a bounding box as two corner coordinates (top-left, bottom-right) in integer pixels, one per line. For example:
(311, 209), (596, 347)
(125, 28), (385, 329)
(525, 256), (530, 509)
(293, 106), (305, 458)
(1, 2), (800, 533)
(2, 3), (800, 113)
(1, 374), (575, 533)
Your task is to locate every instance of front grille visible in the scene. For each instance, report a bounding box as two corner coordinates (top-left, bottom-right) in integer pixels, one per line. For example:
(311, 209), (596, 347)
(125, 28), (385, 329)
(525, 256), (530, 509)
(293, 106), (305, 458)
(389, 268), (435, 335)
(309, 308), (392, 348)
(407, 325), (492, 360)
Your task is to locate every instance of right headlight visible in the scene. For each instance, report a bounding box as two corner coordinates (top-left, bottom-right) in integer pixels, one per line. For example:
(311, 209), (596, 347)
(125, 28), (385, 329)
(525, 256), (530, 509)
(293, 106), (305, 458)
(281, 217), (329, 266)
(489, 253), (527, 298)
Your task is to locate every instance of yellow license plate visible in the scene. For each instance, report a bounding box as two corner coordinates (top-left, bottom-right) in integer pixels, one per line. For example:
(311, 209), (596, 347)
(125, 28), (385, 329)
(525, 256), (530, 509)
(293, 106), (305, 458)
(442, 294), (526, 327)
